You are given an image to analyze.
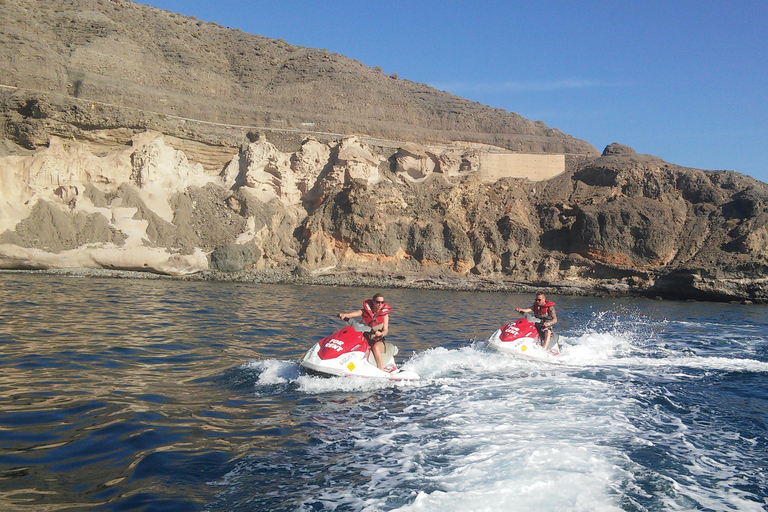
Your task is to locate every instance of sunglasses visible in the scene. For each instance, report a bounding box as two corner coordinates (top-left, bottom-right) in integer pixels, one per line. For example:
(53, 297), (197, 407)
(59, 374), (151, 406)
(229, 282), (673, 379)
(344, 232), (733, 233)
(374, 300), (385, 304)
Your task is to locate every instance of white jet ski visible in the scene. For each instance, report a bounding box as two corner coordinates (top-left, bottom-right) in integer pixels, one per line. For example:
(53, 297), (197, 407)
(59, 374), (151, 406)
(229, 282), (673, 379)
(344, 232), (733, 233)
(488, 313), (563, 363)
(300, 319), (420, 381)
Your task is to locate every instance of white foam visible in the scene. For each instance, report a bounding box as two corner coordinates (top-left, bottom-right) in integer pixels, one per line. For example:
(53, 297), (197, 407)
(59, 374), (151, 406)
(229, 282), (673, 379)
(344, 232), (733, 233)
(398, 444), (626, 511)
(290, 354), (633, 511)
(244, 359), (300, 385)
(237, 312), (768, 510)
(557, 332), (636, 363)
(295, 373), (422, 394)
(406, 344), (531, 379)
(624, 354), (768, 373)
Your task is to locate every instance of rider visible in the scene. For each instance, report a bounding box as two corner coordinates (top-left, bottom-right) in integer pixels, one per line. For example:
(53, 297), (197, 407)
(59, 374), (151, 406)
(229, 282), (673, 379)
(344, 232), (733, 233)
(515, 292), (557, 351)
(338, 293), (390, 370)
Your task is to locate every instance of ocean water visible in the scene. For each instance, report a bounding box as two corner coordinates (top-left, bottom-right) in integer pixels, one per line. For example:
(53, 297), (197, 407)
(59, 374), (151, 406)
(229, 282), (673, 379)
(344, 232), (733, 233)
(0, 273), (766, 511)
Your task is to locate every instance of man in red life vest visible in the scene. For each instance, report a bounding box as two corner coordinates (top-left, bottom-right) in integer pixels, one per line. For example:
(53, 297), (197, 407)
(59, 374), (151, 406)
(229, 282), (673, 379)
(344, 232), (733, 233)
(515, 292), (558, 351)
(338, 293), (391, 370)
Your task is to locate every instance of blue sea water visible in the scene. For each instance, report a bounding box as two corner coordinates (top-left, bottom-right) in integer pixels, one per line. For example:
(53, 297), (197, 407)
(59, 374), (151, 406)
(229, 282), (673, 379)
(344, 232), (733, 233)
(0, 272), (766, 511)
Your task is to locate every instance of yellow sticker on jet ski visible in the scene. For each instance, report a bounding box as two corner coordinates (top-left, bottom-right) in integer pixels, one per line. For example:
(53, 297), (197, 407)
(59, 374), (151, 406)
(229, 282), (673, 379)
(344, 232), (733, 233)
(347, 362), (356, 371)
(521, 345), (527, 352)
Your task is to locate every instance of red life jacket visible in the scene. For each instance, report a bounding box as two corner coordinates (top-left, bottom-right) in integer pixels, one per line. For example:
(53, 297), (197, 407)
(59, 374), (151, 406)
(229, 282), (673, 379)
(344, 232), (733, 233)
(362, 299), (391, 329)
(533, 300), (555, 320)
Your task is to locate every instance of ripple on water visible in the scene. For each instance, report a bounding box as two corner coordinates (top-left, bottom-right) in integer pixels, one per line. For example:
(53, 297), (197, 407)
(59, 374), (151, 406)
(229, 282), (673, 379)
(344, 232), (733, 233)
(1, 274), (767, 510)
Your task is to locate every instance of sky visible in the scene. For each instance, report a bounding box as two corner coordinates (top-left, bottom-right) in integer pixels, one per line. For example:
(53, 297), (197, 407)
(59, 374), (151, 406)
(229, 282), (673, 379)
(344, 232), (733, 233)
(139, 0), (768, 183)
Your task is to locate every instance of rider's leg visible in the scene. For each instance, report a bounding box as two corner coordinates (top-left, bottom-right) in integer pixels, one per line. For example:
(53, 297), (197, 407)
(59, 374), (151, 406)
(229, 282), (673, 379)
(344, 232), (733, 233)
(372, 340), (385, 369)
(542, 329), (552, 351)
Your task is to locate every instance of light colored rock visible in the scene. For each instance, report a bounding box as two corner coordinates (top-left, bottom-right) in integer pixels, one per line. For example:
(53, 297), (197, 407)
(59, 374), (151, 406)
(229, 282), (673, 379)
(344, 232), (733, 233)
(0, 131), (215, 230)
(130, 133), (213, 221)
(220, 138), (299, 204)
(221, 136), (384, 205)
(437, 150), (479, 178)
(395, 144), (436, 182)
(394, 144), (480, 183)
(130, 132), (208, 191)
(292, 137), (332, 197)
(334, 137), (384, 185)
(2, 131), (386, 276)
(395, 142), (564, 184)
(0, 243), (208, 275)
(0, 135), (131, 233)
(0, 131), (218, 274)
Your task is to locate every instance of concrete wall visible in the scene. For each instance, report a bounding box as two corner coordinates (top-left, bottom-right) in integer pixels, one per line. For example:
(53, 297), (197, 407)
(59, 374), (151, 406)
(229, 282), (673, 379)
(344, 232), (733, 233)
(478, 153), (565, 183)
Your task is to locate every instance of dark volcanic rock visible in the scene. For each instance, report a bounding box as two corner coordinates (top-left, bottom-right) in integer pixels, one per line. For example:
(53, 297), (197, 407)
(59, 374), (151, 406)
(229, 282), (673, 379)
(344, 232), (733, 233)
(602, 143), (635, 156)
(209, 243), (260, 272)
(0, 200), (126, 252)
(569, 197), (686, 265)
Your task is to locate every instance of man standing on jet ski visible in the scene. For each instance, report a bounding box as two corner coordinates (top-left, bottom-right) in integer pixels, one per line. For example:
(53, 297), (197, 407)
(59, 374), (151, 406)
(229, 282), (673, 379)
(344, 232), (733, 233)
(338, 293), (390, 370)
(515, 292), (557, 351)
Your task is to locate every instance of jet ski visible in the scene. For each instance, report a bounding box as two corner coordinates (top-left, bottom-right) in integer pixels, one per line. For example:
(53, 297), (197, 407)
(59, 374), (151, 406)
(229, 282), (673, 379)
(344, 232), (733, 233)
(300, 319), (420, 381)
(488, 313), (563, 363)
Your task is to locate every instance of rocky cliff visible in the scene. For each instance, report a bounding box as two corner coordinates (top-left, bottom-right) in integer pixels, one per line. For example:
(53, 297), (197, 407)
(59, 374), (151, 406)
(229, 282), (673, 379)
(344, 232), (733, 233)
(0, 0), (596, 155)
(1, 0), (767, 302)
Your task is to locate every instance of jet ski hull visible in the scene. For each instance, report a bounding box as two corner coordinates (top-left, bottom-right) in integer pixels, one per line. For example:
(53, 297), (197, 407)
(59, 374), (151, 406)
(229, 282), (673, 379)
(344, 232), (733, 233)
(300, 324), (420, 381)
(488, 315), (563, 363)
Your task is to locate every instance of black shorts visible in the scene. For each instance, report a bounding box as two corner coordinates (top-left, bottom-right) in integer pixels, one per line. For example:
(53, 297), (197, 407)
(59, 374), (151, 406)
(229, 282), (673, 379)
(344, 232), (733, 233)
(364, 331), (385, 346)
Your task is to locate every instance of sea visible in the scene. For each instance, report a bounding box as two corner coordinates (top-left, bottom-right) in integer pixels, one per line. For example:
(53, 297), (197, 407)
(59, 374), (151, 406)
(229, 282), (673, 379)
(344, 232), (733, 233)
(0, 272), (766, 511)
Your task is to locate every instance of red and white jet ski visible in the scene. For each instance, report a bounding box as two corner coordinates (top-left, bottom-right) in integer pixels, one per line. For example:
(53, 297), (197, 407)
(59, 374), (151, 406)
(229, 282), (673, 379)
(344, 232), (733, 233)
(300, 319), (420, 381)
(488, 313), (563, 363)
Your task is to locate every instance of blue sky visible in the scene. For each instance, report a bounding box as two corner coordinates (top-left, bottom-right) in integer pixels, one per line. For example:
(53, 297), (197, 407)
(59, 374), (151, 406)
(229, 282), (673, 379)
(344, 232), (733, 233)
(140, 0), (768, 183)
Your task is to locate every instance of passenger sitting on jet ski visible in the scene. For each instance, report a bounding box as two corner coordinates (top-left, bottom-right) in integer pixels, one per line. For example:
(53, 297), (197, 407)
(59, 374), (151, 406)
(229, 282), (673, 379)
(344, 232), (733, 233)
(515, 292), (557, 351)
(338, 293), (390, 370)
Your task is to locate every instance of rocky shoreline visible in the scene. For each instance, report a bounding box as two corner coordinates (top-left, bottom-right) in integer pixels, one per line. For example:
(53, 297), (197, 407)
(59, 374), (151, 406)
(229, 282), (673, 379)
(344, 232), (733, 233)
(2, 268), (761, 304)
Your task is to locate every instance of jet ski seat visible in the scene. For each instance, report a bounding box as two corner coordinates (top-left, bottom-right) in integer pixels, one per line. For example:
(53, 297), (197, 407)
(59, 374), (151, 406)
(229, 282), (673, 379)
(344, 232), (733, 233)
(367, 342), (398, 366)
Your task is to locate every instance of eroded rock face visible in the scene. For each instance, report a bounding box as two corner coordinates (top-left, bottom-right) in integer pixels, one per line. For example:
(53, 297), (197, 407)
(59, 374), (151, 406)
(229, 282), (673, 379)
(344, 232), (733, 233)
(395, 145), (437, 182)
(130, 133), (206, 192)
(0, 132), (388, 275)
(2, 134), (768, 302)
(333, 137), (385, 186)
(221, 138), (295, 202)
(294, 145), (768, 300)
(220, 136), (383, 206)
(0, 199), (127, 253)
(292, 137), (332, 201)
(393, 144), (479, 182)
(569, 197), (686, 266)
(0, 132), (220, 274)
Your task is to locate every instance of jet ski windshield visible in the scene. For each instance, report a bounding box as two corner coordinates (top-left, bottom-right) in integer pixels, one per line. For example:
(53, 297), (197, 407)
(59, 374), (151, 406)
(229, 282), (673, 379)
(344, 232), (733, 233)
(347, 317), (373, 333)
(523, 312), (541, 324)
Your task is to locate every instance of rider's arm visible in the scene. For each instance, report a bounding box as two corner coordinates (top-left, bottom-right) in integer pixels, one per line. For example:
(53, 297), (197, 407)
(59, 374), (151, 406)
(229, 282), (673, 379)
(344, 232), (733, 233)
(338, 309), (363, 320)
(374, 314), (389, 338)
(515, 307), (532, 313)
(544, 307), (557, 327)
